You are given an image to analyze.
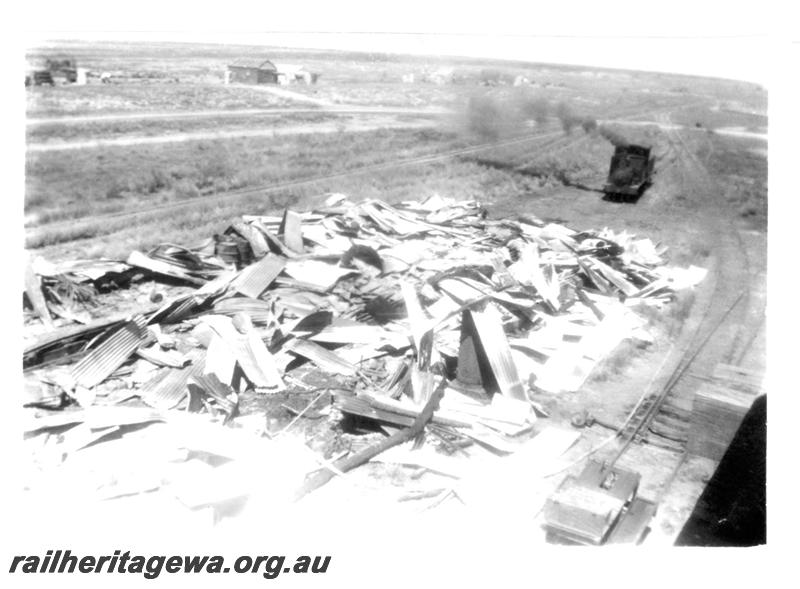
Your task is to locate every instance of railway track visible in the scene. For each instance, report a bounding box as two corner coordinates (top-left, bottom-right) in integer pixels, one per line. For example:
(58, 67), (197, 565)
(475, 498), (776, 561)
(25, 99), (703, 248)
(608, 114), (764, 462)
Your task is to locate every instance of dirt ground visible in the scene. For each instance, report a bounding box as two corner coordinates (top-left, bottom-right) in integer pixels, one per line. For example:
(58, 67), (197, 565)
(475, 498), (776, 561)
(21, 41), (767, 545)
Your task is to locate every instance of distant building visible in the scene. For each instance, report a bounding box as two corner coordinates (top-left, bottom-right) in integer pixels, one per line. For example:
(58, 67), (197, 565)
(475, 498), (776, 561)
(274, 64), (319, 85)
(226, 58), (278, 84)
(275, 63), (302, 85)
(25, 55), (77, 86)
(45, 55), (78, 83)
(429, 67), (455, 85)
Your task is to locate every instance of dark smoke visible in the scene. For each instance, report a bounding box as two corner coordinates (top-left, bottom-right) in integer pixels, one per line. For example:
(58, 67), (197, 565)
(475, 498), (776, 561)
(463, 90), (551, 140)
(555, 102), (580, 133)
(464, 94), (506, 140)
(597, 126), (629, 147)
(519, 96), (550, 125)
(461, 94), (629, 147)
(553, 102), (632, 147)
(581, 118), (598, 134)
(555, 102), (598, 135)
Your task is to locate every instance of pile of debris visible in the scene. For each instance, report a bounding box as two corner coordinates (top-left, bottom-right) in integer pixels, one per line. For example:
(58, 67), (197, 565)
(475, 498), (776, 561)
(23, 194), (705, 465)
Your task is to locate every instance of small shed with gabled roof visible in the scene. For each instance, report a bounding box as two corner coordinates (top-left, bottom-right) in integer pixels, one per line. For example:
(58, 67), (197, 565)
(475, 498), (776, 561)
(226, 58), (278, 84)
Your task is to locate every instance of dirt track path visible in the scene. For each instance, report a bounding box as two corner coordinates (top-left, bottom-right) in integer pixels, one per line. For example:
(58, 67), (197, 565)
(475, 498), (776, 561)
(27, 105), (452, 126)
(519, 109), (767, 544)
(660, 114), (765, 374)
(623, 112), (767, 543)
(604, 118), (767, 142)
(233, 83), (333, 106)
(26, 117), (437, 153)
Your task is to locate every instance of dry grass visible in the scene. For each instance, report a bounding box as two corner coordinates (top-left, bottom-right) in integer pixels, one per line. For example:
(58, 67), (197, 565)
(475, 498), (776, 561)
(703, 135), (767, 228)
(30, 156), (542, 261)
(668, 103), (767, 132)
(25, 126), (470, 227)
(26, 82), (295, 117)
(591, 339), (650, 382)
(25, 40), (767, 263)
(635, 290), (697, 338)
(26, 112), (333, 142)
(28, 126), (538, 256)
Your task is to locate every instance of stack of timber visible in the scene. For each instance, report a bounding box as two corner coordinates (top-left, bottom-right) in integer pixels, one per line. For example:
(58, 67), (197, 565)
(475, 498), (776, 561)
(687, 364), (765, 461)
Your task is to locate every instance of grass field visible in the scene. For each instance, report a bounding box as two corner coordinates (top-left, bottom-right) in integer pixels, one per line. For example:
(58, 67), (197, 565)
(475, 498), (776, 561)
(25, 40), (768, 263)
(26, 83), (298, 116)
(25, 125), (473, 225)
(26, 111), (337, 142)
(702, 134), (768, 225)
(29, 145), (564, 261)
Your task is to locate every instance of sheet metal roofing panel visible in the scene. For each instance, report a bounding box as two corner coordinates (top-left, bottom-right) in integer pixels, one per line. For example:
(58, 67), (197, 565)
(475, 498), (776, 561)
(213, 297), (275, 324)
(126, 251), (206, 286)
(288, 339), (358, 377)
(188, 373), (237, 417)
(24, 315), (128, 369)
(230, 220), (269, 259)
(139, 348), (206, 410)
(465, 303), (527, 402)
(200, 315), (285, 391)
(70, 315), (148, 389)
(283, 259), (357, 292)
(232, 255), (286, 299)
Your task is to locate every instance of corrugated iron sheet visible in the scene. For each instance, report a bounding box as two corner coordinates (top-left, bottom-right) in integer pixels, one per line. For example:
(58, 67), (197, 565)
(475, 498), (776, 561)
(162, 296), (204, 324)
(139, 348), (206, 410)
(70, 315), (148, 389)
(232, 255), (286, 299)
(136, 345), (189, 368)
(230, 221), (269, 259)
(201, 315), (285, 391)
(24, 315), (129, 369)
(147, 294), (209, 325)
(288, 339), (358, 377)
(127, 251), (206, 286)
(464, 303), (527, 401)
(279, 209), (304, 253)
(188, 373), (237, 420)
(213, 297), (275, 324)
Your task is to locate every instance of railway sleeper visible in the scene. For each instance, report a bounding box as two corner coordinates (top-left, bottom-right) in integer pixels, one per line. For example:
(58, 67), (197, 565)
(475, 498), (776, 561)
(647, 422), (689, 445)
(653, 413), (690, 431)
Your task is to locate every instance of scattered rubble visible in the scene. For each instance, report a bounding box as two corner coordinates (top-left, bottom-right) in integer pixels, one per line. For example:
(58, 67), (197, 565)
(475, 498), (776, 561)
(21, 194), (707, 521)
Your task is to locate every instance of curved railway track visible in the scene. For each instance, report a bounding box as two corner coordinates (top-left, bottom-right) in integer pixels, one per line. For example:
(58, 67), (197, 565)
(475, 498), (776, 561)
(609, 114), (765, 463)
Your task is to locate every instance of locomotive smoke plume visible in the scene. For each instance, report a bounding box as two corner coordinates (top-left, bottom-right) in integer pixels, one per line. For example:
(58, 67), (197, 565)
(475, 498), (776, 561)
(463, 94), (506, 140)
(463, 91), (551, 140)
(555, 102), (581, 133)
(462, 93), (630, 149)
(555, 102), (599, 136)
(598, 126), (629, 148)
